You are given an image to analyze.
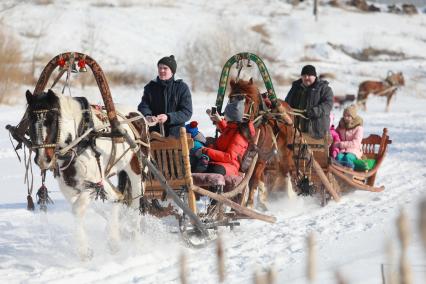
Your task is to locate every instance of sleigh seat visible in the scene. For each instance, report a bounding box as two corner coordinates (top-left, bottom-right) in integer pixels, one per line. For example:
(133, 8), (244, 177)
(329, 128), (392, 191)
(145, 128), (252, 214)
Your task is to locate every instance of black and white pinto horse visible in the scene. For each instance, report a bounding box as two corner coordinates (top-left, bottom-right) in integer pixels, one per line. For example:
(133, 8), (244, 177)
(26, 89), (147, 260)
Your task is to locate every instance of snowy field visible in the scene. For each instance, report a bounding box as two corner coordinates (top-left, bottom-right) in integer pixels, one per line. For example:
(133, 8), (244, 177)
(1, 0), (426, 283)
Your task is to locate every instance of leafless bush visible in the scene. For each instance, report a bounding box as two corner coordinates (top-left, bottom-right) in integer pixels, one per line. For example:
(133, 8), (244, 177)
(273, 73), (293, 86)
(91, 0), (115, 8)
(56, 69), (148, 89)
(179, 24), (278, 92)
(106, 70), (149, 86)
(0, 27), (24, 104)
(20, 20), (51, 84)
(92, 0), (176, 8)
(80, 18), (98, 89)
(33, 0), (54, 5)
(327, 42), (406, 61)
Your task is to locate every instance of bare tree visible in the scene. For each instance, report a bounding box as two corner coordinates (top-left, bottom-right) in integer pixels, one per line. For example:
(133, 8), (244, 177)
(179, 23), (276, 92)
(80, 17), (99, 88)
(0, 26), (23, 104)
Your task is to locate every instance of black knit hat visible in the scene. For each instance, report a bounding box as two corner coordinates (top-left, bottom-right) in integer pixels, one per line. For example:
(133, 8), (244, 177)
(158, 55), (177, 74)
(301, 65), (317, 77)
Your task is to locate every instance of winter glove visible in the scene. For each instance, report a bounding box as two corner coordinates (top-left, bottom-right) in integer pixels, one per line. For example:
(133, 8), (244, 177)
(200, 154), (210, 165)
(145, 116), (158, 126)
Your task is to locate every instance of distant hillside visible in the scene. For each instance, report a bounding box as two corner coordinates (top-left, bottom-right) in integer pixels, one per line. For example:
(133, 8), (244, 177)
(370, 0), (426, 5)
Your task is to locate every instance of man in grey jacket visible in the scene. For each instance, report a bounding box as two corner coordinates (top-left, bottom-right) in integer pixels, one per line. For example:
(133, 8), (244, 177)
(285, 65), (334, 139)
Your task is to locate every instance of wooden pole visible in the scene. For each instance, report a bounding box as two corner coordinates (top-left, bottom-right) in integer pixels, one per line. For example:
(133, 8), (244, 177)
(179, 251), (188, 284)
(397, 209), (412, 284)
(180, 127), (197, 214)
(311, 159), (340, 202)
(307, 233), (316, 283)
(217, 234), (225, 283)
(191, 185), (276, 223)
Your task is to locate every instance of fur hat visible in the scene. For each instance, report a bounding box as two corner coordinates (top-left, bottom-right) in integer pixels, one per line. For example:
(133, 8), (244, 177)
(344, 105), (357, 118)
(185, 121), (206, 144)
(301, 64), (317, 77)
(224, 100), (245, 122)
(340, 104), (363, 129)
(158, 55), (177, 74)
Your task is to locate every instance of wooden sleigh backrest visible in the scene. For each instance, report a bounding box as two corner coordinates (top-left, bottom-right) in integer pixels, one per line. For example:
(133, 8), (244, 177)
(361, 128), (392, 160)
(144, 128), (194, 199)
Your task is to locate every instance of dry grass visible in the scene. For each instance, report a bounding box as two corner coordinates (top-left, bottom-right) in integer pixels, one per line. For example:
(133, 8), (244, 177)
(0, 27), (24, 104)
(91, 1), (115, 8)
(179, 24), (278, 92)
(33, 0), (54, 5)
(327, 42), (407, 61)
(51, 69), (148, 88)
(251, 24), (270, 39)
(319, 72), (336, 80)
(272, 73), (293, 86)
(106, 70), (149, 86)
(91, 0), (176, 8)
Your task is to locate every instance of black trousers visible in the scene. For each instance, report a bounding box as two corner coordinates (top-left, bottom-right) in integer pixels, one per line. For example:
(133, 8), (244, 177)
(205, 163), (226, 176)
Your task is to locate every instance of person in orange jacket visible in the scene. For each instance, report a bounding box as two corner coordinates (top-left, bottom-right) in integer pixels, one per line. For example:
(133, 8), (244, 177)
(201, 98), (255, 176)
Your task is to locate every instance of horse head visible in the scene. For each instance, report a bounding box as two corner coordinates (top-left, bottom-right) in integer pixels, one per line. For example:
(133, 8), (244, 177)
(229, 78), (261, 121)
(386, 71), (405, 87)
(26, 89), (84, 170)
(26, 89), (62, 170)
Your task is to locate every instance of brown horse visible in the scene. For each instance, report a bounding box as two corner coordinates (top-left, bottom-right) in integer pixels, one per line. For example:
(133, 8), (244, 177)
(357, 71), (405, 112)
(228, 78), (295, 209)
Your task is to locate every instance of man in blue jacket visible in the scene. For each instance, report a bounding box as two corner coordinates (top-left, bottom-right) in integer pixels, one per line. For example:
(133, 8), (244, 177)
(138, 55), (193, 137)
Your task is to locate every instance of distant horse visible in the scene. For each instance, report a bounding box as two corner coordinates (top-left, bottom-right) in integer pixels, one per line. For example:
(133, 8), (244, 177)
(357, 71), (405, 112)
(25, 89), (148, 260)
(227, 78), (295, 209)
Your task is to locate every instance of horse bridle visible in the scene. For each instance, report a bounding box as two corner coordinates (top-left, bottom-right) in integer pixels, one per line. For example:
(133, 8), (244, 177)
(29, 108), (61, 150)
(29, 97), (95, 172)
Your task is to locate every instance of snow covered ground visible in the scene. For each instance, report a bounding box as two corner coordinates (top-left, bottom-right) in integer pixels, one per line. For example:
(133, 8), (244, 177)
(1, 0), (426, 283)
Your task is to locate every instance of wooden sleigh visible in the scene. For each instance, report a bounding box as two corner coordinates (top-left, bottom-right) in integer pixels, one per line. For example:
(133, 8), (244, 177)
(329, 128), (392, 192)
(143, 128), (276, 245)
(291, 128), (392, 205)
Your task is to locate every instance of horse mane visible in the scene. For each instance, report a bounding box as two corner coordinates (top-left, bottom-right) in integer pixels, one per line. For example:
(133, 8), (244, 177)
(236, 121), (255, 144)
(26, 89), (60, 110)
(230, 78), (258, 97)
